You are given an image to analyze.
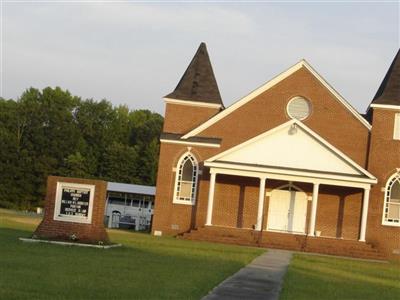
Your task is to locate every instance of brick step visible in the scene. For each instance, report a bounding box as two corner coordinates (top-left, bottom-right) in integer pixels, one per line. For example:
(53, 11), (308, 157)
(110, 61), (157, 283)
(305, 247), (382, 256)
(305, 239), (378, 249)
(261, 243), (299, 251)
(192, 228), (258, 242)
(306, 238), (378, 247)
(305, 243), (378, 251)
(179, 227), (387, 260)
(184, 235), (257, 247)
(196, 227), (255, 238)
(262, 240), (302, 249)
(303, 243), (384, 255)
(261, 242), (302, 250)
(305, 249), (382, 258)
(304, 242), (379, 252)
(262, 234), (304, 248)
(304, 246), (380, 255)
(187, 233), (257, 244)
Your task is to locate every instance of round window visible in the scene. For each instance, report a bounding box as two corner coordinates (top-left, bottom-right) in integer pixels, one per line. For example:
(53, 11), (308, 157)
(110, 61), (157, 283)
(287, 97), (312, 120)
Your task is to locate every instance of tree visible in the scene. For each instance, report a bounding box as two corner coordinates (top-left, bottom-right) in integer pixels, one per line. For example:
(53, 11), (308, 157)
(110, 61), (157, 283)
(129, 110), (163, 185)
(0, 87), (163, 210)
(63, 152), (89, 178)
(102, 142), (139, 183)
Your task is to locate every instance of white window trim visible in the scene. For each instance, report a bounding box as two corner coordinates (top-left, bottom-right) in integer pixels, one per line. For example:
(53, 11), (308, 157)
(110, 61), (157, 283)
(53, 182), (95, 224)
(172, 152), (198, 206)
(382, 172), (400, 227)
(393, 113), (400, 140)
(286, 96), (312, 120)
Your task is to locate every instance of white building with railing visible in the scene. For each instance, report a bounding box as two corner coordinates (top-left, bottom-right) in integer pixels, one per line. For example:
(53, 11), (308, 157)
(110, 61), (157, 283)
(105, 182), (156, 231)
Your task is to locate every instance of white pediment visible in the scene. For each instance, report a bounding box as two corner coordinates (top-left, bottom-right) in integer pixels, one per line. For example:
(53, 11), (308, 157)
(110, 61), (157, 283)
(208, 120), (372, 177)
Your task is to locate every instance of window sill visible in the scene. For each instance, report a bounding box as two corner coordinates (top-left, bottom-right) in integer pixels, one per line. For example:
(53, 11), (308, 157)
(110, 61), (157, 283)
(172, 200), (195, 206)
(382, 221), (400, 227)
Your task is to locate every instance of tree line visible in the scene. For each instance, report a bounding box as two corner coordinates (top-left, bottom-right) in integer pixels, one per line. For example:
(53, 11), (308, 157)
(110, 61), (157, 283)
(0, 87), (163, 210)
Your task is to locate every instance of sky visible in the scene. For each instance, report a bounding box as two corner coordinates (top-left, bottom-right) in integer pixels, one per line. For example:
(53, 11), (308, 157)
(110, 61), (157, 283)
(2, 1), (399, 115)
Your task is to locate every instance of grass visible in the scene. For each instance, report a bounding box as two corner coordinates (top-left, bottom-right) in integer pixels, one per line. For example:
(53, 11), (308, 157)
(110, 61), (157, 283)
(2, 209), (399, 300)
(280, 254), (400, 300)
(0, 209), (263, 300)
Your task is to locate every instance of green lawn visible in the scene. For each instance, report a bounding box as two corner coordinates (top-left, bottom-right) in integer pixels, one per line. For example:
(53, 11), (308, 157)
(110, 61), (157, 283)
(0, 209), (263, 299)
(2, 209), (399, 300)
(280, 254), (400, 300)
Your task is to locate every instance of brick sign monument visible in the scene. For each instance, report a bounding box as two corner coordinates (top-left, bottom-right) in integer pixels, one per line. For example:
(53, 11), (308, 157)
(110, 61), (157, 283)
(34, 176), (109, 244)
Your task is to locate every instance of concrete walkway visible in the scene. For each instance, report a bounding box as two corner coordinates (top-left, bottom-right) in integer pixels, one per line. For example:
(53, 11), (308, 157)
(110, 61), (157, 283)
(203, 249), (293, 300)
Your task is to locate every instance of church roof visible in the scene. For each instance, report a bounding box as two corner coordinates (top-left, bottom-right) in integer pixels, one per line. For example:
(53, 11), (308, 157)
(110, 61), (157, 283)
(165, 43), (223, 106)
(371, 49), (400, 106)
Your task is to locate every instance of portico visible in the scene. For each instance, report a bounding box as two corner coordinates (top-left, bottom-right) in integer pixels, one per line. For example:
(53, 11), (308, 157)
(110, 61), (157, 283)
(203, 120), (377, 241)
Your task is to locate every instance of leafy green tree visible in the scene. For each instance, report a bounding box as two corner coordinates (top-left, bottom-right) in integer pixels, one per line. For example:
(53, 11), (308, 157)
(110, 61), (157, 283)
(137, 138), (160, 185)
(102, 142), (139, 183)
(63, 152), (89, 178)
(74, 99), (117, 177)
(0, 99), (20, 208)
(129, 110), (163, 185)
(16, 87), (81, 208)
(0, 87), (163, 210)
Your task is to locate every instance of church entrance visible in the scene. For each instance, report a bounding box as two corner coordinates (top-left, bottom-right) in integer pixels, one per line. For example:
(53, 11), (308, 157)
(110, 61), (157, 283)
(267, 185), (308, 234)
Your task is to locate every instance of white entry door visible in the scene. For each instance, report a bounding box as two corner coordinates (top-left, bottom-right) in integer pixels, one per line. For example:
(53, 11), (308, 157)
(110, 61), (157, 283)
(267, 189), (307, 233)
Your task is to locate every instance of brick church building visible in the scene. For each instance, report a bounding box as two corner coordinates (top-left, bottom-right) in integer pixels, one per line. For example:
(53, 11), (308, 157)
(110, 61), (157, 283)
(152, 43), (400, 260)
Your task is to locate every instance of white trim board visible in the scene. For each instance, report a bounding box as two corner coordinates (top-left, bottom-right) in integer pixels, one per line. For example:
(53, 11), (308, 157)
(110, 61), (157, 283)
(160, 139), (220, 148)
(207, 166), (373, 189)
(164, 98), (222, 109)
(206, 119), (377, 181)
(182, 60), (371, 139)
(370, 104), (400, 111)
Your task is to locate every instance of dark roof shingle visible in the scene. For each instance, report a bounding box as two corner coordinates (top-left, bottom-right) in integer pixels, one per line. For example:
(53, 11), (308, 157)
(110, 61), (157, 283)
(371, 49), (400, 106)
(165, 42), (223, 106)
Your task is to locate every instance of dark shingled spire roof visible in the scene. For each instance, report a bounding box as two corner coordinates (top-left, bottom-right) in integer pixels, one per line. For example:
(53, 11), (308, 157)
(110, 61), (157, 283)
(371, 49), (400, 106)
(165, 42), (223, 106)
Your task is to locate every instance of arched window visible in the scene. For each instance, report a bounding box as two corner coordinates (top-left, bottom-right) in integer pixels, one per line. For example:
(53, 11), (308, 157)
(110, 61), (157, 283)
(382, 172), (400, 226)
(173, 153), (198, 205)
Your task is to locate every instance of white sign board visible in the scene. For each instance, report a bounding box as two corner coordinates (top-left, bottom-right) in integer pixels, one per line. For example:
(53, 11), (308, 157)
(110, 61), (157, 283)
(53, 182), (95, 224)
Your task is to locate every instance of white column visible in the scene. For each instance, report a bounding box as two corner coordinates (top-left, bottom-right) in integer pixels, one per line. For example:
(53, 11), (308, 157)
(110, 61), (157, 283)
(256, 177), (266, 231)
(205, 172), (216, 226)
(308, 183), (320, 236)
(359, 187), (370, 242)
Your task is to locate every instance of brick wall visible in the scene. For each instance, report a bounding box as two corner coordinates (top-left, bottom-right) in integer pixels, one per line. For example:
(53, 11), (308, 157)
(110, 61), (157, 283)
(367, 108), (400, 259)
(152, 143), (219, 235)
(163, 103), (220, 134)
(212, 175), (259, 229)
(197, 67), (370, 167)
(152, 66), (399, 258)
(315, 186), (362, 240)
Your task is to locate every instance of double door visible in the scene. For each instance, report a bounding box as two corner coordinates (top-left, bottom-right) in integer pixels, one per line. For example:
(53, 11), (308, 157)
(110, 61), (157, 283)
(267, 189), (308, 233)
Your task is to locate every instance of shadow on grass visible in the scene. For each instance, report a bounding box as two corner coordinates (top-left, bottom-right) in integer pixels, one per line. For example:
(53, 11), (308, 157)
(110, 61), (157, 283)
(1, 226), (261, 300)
